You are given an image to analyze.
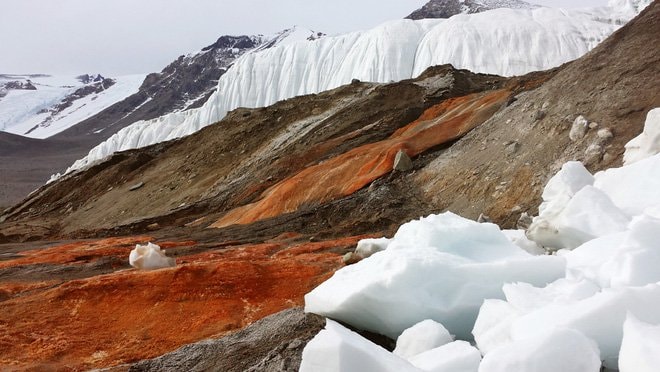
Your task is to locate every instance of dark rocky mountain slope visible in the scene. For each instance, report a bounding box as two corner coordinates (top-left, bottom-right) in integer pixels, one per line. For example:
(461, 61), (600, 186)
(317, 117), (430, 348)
(406, 0), (537, 19)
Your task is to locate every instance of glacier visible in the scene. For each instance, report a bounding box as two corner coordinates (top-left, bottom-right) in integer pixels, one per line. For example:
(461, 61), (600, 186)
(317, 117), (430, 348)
(56, 1), (648, 179)
(0, 74), (145, 139)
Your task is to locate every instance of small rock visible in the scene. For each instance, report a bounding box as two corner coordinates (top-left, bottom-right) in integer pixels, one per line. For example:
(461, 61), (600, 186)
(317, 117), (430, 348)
(569, 116), (589, 141)
(585, 144), (604, 163)
(517, 212), (533, 230)
(597, 128), (613, 140)
(505, 141), (520, 155)
(533, 110), (546, 121)
(511, 205), (522, 213)
(342, 252), (358, 265)
(146, 223), (160, 231)
(129, 182), (144, 191)
(393, 150), (413, 172)
(477, 213), (492, 223)
(588, 122), (599, 129)
(351, 78), (361, 85)
(603, 152), (615, 163)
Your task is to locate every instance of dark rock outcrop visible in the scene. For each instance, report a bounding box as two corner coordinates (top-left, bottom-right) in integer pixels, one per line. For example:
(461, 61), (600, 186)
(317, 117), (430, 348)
(129, 308), (325, 372)
(406, 0), (537, 20)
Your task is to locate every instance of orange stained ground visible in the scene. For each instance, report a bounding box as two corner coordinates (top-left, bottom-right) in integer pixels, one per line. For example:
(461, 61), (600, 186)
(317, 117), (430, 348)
(212, 89), (511, 228)
(0, 235), (358, 371)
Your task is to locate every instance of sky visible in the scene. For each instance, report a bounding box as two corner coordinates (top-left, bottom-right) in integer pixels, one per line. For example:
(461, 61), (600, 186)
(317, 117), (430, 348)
(0, 0), (609, 76)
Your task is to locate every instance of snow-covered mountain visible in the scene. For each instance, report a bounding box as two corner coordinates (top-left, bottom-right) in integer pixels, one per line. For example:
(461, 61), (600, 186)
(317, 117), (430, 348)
(405, 0), (538, 20)
(0, 74), (144, 139)
(59, 1), (648, 178)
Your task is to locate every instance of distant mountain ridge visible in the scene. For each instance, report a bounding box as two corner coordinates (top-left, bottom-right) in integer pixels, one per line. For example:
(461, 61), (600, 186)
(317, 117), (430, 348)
(405, 0), (538, 20)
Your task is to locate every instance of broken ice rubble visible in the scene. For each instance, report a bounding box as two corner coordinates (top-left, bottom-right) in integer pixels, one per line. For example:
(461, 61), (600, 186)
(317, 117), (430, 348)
(305, 212), (565, 340)
(302, 132), (660, 370)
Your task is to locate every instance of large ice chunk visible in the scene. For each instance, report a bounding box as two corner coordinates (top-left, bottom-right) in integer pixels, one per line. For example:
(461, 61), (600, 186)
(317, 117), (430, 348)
(526, 159), (633, 250)
(473, 282), (660, 369)
(594, 153), (660, 216)
(619, 313), (660, 372)
(409, 341), (481, 372)
(305, 212), (565, 340)
(393, 319), (453, 359)
(128, 242), (176, 270)
(299, 319), (420, 372)
(563, 214), (660, 288)
(624, 108), (660, 165)
(478, 328), (601, 372)
(527, 154), (660, 251)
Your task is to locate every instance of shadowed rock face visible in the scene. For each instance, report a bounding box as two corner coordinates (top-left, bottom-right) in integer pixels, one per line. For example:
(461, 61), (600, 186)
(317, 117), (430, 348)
(128, 308), (326, 372)
(405, 0), (537, 20)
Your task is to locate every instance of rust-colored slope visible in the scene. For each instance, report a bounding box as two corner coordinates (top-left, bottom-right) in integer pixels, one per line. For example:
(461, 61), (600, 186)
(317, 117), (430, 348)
(0, 236), (356, 371)
(212, 89), (510, 228)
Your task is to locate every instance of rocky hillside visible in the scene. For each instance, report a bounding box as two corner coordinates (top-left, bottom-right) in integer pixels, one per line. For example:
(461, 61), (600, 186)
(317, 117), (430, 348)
(0, 29), (317, 208)
(405, 0), (537, 20)
(0, 2), (658, 371)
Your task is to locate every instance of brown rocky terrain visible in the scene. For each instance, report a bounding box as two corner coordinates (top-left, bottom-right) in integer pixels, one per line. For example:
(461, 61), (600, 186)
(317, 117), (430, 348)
(0, 2), (658, 370)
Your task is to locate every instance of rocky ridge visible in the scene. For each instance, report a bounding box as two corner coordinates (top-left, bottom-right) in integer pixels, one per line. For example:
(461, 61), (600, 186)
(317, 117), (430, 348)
(405, 0), (537, 20)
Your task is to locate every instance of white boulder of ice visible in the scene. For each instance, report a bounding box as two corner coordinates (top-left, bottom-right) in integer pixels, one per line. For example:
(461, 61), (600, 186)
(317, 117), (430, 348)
(594, 152), (660, 217)
(619, 313), (660, 372)
(563, 214), (660, 288)
(393, 319), (453, 359)
(501, 230), (545, 255)
(474, 282), (660, 369)
(624, 108), (660, 165)
(409, 340), (481, 372)
(478, 328), (601, 372)
(305, 212), (565, 340)
(128, 242), (176, 270)
(299, 319), (420, 372)
(525, 153), (660, 251)
(354, 237), (391, 259)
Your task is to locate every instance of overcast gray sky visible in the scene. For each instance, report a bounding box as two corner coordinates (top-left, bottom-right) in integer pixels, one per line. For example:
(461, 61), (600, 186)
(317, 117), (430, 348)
(0, 0), (608, 76)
